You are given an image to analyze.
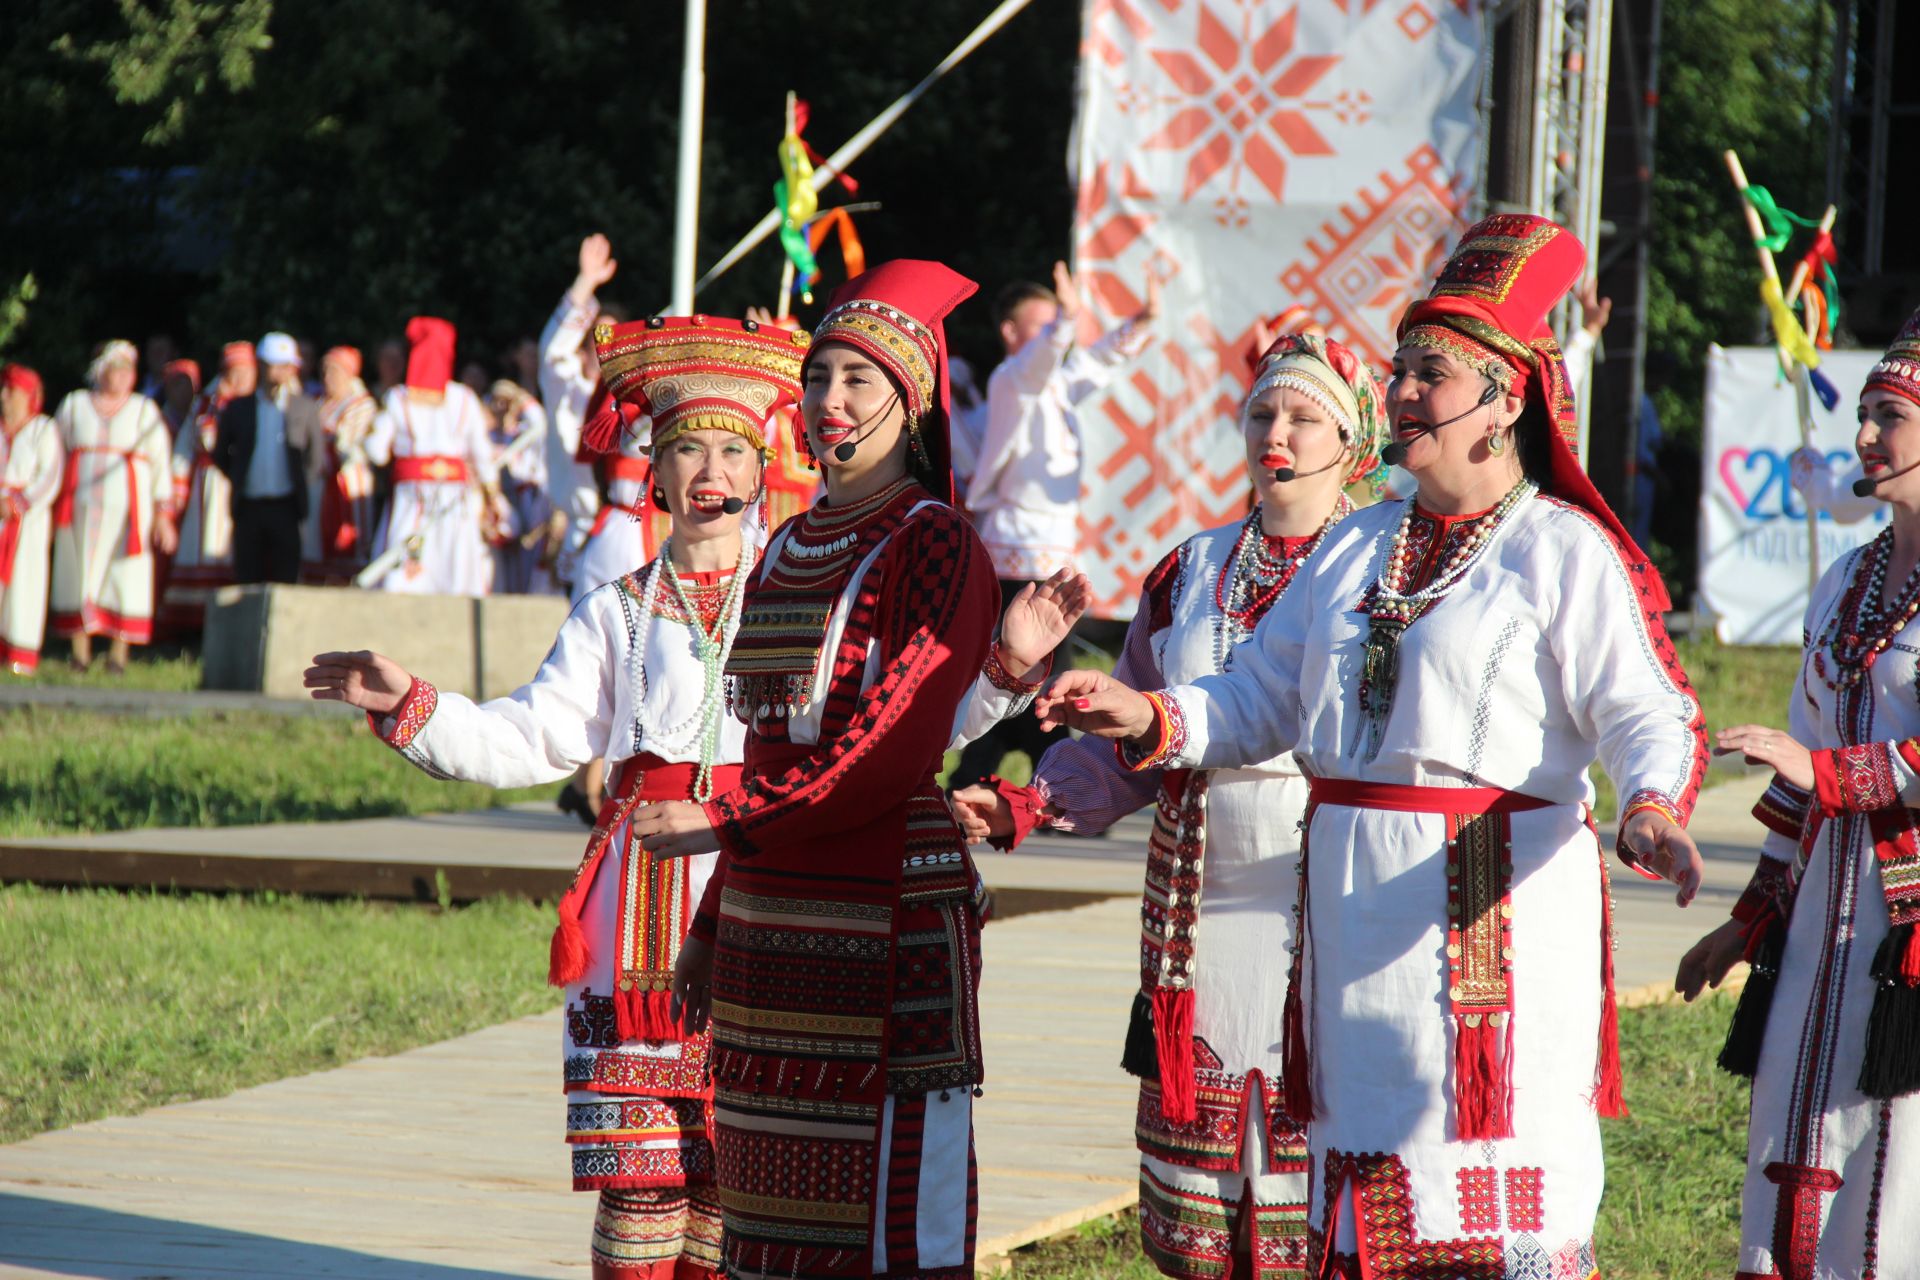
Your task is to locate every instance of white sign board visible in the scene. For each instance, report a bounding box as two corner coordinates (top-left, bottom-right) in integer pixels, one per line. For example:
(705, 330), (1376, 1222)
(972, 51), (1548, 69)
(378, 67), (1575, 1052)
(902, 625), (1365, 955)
(1698, 344), (1885, 645)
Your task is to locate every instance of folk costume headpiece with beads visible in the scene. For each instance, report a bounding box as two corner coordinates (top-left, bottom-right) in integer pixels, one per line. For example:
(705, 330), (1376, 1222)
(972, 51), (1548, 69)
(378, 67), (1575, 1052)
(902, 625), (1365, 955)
(583, 314), (808, 458)
(1248, 331), (1390, 492)
(1398, 213), (1670, 610)
(86, 339), (138, 388)
(805, 258), (979, 504)
(1864, 306), (1920, 407)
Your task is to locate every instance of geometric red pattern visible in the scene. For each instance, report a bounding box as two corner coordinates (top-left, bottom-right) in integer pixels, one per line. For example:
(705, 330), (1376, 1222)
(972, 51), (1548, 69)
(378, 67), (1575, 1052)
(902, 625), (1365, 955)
(1320, 1149), (1502, 1278)
(1504, 1167), (1545, 1233)
(1456, 1166), (1500, 1233)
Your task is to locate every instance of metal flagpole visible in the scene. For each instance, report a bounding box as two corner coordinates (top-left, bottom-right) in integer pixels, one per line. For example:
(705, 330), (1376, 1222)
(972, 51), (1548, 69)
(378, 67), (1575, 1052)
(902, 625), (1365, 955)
(669, 0), (708, 315)
(691, 0), (1037, 298)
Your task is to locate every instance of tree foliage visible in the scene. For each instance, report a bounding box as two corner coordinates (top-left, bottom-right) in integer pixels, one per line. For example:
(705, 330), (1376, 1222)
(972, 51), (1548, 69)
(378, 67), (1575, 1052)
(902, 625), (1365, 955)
(1, 0), (1079, 390)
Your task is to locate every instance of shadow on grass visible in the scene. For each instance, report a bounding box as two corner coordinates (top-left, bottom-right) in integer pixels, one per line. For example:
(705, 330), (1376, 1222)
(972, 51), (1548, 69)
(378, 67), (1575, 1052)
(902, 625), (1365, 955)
(0, 1190), (546, 1278)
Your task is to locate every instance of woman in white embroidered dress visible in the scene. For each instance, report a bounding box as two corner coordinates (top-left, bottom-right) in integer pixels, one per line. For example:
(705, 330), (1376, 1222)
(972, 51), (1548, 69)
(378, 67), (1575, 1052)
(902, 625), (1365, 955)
(1040, 217), (1709, 1277)
(160, 344), (246, 635)
(952, 332), (1388, 1280)
(362, 317), (501, 596)
(1677, 308), (1920, 1279)
(50, 340), (178, 672)
(306, 314), (1076, 1279)
(0, 364), (64, 673)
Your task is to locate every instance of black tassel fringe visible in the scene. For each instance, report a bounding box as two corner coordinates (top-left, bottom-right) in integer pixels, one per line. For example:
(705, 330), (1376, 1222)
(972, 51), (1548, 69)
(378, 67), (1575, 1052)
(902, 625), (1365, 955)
(1859, 921), (1920, 1100)
(1717, 924), (1782, 1079)
(1121, 989), (1158, 1080)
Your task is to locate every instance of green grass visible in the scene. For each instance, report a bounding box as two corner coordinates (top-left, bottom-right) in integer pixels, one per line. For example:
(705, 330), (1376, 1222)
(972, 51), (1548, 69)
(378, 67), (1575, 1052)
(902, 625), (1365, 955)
(1676, 636), (1803, 735)
(0, 883), (556, 1143)
(0, 706), (552, 837)
(1008, 994), (1748, 1279)
(2, 647), (203, 692)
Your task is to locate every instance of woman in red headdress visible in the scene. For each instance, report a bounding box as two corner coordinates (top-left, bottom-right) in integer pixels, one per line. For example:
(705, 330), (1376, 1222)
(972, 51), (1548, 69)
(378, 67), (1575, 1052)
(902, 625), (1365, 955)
(1676, 308), (1920, 1278)
(0, 363), (63, 672)
(361, 317), (503, 595)
(1041, 217), (1710, 1274)
(630, 262), (1089, 1278)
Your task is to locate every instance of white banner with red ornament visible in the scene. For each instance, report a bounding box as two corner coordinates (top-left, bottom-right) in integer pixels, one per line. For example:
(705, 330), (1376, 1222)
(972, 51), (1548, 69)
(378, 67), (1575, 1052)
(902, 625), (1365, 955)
(1069, 0), (1482, 617)
(1698, 344), (1884, 645)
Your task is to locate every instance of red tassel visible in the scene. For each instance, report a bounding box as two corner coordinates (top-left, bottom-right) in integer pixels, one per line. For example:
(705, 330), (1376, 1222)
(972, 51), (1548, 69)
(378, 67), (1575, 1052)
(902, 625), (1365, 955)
(1596, 855), (1629, 1118)
(1278, 975), (1313, 1126)
(1454, 1015), (1513, 1140)
(613, 985), (680, 1043)
(1898, 922), (1920, 987)
(579, 384), (637, 457)
(1152, 987), (1197, 1124)
(548, 908), (591, 988)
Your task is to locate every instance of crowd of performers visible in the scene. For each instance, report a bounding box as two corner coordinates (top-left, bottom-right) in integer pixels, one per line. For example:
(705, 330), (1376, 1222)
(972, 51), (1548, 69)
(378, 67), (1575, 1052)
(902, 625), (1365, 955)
(294, 213), (1920, 1280)
(0, 235), (831, 675)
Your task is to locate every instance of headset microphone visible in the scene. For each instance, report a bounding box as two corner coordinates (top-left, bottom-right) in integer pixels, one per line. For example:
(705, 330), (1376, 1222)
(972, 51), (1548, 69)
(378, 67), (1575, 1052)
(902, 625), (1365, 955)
(720, 497), (747, 515)
(1852, 459), (1920, 498)
(1379, 383), (1503, 468)
(822, 393), (903, 464)
(1270, 454), (1348, 483)
(833, 439), (858, 462)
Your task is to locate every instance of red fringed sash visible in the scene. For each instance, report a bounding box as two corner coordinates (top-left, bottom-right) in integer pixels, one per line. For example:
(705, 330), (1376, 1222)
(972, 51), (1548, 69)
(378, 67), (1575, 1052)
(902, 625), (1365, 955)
(1305, 779), (1548, 1141)
(1137, 769), (1210, 1124)
(547, 753), (742, 1047)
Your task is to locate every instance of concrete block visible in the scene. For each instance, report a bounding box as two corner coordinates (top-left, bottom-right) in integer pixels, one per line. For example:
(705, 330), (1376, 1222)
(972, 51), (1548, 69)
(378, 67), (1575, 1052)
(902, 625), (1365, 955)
(202, 584), (568, 700)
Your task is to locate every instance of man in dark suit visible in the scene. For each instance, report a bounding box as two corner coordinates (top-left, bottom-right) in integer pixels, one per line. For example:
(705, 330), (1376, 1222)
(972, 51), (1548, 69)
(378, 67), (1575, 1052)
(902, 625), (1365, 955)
(213, 331), (319, 584)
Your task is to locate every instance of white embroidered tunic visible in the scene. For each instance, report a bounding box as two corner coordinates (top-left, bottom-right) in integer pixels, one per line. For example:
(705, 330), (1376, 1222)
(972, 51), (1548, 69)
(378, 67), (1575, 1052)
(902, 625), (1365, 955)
(364, 383), (498, 596)
(1135, 495), (1706, 1273)
(0, 413), (64, 668)
(49, 391), (173, 642)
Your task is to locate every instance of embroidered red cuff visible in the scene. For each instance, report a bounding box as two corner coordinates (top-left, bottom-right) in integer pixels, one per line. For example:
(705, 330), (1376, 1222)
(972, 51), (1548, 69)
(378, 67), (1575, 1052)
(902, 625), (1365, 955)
(980, 775), (1046, 851)
(1117, 690), (1186, 773)
(371, 678), (438, 750)
(702, 795), (757, 862)
(1811, 742), (1901, 815)
(1615, 789), (1686, 880)
(983, 642), (1049, 695)
(1731, 854), (1796, 926)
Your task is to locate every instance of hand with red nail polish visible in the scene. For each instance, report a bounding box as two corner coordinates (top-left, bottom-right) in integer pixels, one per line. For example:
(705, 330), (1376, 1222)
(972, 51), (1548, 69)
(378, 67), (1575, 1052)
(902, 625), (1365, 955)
(1033, 668), (1157, 739)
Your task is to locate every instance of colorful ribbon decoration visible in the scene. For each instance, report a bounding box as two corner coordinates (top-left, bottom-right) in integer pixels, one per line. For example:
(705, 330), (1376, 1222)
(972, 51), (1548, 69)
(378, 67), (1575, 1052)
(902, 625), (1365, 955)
(1743, 185), (1824, 254)
(807, 207), (867, 282)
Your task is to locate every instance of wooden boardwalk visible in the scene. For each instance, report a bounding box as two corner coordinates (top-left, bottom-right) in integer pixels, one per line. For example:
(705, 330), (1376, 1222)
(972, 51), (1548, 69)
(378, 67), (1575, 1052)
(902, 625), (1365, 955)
(0, 773), (1775, 1278)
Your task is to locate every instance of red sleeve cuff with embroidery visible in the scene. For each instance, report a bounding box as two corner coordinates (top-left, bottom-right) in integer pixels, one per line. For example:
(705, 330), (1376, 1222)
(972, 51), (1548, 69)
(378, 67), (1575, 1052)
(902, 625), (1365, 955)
(984, 642), (1050, 695)
(370, 678), (438, 749)
(1753, 773), (1814, 839)
(979, 775), (1047, 851)
(1614, 788), (1688, 880)
(1810, 742), (1904, 816)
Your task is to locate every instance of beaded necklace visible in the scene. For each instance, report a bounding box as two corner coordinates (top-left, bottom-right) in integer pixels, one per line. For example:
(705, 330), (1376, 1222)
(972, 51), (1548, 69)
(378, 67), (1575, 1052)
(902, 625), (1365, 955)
(1812, 527), (1920, 690)
(1356, 479), (1537, 759)
(621, 539), (749, 802)
(1211, 494), (1353, 672)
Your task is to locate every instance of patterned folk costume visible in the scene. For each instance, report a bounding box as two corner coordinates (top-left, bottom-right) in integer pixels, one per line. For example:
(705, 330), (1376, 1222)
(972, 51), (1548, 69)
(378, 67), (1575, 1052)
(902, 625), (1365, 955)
(978, 333), (1390, 1280)
(363, 317), (499, 596)
(687, 261), (1015, 1279)
(1121, 217), (1708, 1276)
(309, 346), (380, 580)
(371, 313), (812, 1280)
(50, 343), (175, 644)
(0, 365), (64, 671)
(1721, 308), (1920, 1279)
(159, 345), (246, 635)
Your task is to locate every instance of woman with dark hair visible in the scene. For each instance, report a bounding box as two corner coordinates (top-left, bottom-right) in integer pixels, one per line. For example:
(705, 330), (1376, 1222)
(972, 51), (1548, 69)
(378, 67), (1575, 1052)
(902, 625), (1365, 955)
(1678, 306), (1920, 1278)
(1039, 216), (1709, 1273)
(636, 261), (1058, 1278)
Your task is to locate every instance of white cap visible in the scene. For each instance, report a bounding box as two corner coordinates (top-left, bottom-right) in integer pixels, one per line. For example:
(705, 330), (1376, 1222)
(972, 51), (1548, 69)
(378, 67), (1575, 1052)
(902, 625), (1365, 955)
(256, 332), (301, 367)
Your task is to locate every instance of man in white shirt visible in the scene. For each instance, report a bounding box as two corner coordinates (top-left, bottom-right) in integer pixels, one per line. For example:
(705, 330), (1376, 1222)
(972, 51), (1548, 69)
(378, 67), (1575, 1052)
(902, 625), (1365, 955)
(538, 233), (626, 589)
(953, 262), (1156, 787)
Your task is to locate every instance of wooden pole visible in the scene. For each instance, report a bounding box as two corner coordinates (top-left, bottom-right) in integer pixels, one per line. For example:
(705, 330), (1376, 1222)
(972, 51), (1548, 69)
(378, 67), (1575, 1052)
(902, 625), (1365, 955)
(776, 92), (798, 322)
(1784, 204), (1838, 308)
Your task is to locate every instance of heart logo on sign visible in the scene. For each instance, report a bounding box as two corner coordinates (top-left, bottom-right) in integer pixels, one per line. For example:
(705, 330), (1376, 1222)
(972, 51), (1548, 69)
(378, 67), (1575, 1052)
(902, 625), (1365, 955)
(1718, 447), (1758, 513)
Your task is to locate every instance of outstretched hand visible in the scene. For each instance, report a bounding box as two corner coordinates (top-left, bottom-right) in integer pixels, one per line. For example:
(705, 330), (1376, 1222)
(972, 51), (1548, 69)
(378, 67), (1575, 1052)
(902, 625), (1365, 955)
(303, 650), (413, 715)
(1675, 918), (1748, 1002)
(1032, 668), (1157, 738)
(1051, 260), (1082, 324)
(1619, 808), (1705, 907)
(949, 784), (1014, 845)
(574, 233), (618, 296)
(998, 567), (1092, 678)
(1715, 724), (1814, 792)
